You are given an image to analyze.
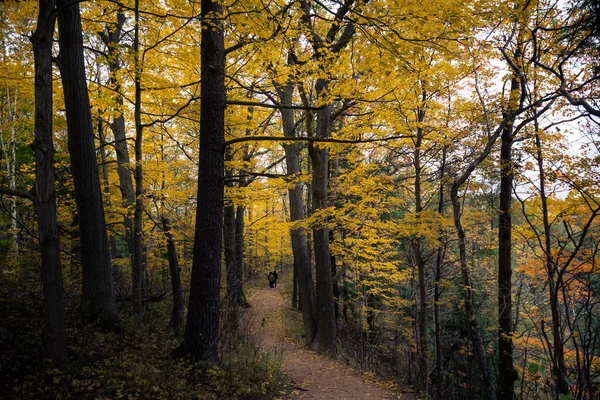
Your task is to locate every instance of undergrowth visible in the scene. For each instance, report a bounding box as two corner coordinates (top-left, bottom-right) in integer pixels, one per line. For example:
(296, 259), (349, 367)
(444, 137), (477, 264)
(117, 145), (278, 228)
(0, 257), (285, 400)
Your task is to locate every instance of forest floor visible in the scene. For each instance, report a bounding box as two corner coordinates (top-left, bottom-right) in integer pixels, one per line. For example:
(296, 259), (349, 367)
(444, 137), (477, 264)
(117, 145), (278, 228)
(245, 282), (419, 400)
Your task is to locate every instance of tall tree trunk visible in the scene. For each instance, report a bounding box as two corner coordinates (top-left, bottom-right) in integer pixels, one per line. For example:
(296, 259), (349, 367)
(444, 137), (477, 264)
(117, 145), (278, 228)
(69, 212), (80, 271)
(497, 73), (519, 400)
(445, 51), (526, 397)
(534, 126), (568, 396)
(434, 145), (447, 399)
(101, 9), (135, 258)
(310, 78), (336, 356)
(97, 116), (118, 259)
(292, 259), (299, 309)
(131, 0), (145, 320)
(297, 0), (356, 356)
(235, 204), (248, 307)
(224, 149), (239, 330)
(451, 184), (494, 400)
(2, 88), (19, 253)
(413, 103), (428, 394)
(234, 141), (250, 308)
(276, 80), (318, 345)
(162, 216), (184, 334)
(178, 0), (224, 364)
(10, 92), (17, 251)
(329, 153), (340, 326)
(156, 141), (184, 333)
(330, 228), (339, 325)
(57, 0), (116, 320)
(31, 0), (68, 366)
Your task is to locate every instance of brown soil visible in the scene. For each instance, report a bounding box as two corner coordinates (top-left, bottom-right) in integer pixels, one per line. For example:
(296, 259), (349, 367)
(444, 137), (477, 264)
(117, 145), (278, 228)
(245, 283), (418, 400)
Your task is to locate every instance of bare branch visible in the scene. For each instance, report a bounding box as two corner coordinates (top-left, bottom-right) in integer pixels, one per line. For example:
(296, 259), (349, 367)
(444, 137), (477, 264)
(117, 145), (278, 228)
(0, 186), (36, 202)
(224, 134), (413, 147)
(226, 99), (324, 110)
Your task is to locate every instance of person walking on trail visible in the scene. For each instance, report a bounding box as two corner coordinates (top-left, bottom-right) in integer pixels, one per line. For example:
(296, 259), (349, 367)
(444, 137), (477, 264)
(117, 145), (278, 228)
(272, 270), (278, 288)
(268, 271), (275, 288)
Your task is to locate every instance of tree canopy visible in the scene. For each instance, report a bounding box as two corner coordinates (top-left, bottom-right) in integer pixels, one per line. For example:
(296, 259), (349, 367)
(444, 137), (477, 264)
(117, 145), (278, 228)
(0, 0), (599, 398)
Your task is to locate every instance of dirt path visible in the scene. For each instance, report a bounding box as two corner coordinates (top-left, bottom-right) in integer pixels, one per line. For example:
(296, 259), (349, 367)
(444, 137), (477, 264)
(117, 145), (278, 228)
(245, 283), (418, 400)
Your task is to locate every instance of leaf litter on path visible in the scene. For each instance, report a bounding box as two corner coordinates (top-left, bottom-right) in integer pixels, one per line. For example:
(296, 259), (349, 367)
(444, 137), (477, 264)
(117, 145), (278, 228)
(244, 283), (418, 399)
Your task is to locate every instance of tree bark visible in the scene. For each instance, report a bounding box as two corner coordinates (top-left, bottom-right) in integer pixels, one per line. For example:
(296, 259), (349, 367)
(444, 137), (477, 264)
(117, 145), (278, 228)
(224, 149), (239, 330)
(178, 0), (225, 364)
(497, 75), (519, 400)
(97, 116), (118, 259)
(1, 88), (19, 253)
(162, 216), (184, 334)
(101, 9), (135, 257)
(413, 103), (428, 394)
(445, 48), (527, 397)
(131, 0), (145, 320)
(329, 154), (340, 326)
(276, 80), (318, 345)
(434, 145), (447, 398)
(235, 204), (248, 307)
(534, 127), (568, 396)
(31, 0), (68, 367)
(233, 141), (250, 308)
(330, 228), (340, 325)
(57, 0), (117, 320)
(292, 259), (299, 309)
(310, 78), (337, 356)
(297, 0), (356, 356)
(451, 184), (495, 400)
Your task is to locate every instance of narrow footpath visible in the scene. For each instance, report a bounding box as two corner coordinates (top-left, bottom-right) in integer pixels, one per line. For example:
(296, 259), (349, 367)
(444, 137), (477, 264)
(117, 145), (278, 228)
(245, 282), (418, 400)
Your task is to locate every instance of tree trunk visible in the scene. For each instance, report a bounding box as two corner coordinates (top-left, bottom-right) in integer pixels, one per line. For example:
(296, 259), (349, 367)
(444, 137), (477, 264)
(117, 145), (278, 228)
(101, 9), (135, 257)
(330, 228), (339, 325)
(224, 149), (239, 330)
(534, 128), (568, 396)
(292, 259), (299, 309)
(97, 116), (118, 259)
(234, 141), (250, 308)
(131, 0), (145, 321)
(162, 216), (184, 334)
(434, 145), (447, 399)
(497, 75), (519, 399)
(276, 81), (318, 345)
(451, 183), (494, 400)
(310, 78), (336, 356)
(329, 154), (340, 326)
(31, 0), (68, 367)
(296, 0), (356, 354)
(413, 105), (428, 394)
(445, 77), (521, 399)
(1, 88), (19, 253)
(57, 0), (117, 320)
(235, 204), (248, 307)
(178, 0), (225, 364)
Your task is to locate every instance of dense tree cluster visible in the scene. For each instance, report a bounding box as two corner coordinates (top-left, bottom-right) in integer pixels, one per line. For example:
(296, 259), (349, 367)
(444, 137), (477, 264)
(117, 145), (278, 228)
(0, 0), (599, 398)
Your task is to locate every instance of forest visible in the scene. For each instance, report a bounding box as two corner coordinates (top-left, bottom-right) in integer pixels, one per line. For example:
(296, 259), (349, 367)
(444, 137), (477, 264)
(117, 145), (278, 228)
(0, 0), (599, 398)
